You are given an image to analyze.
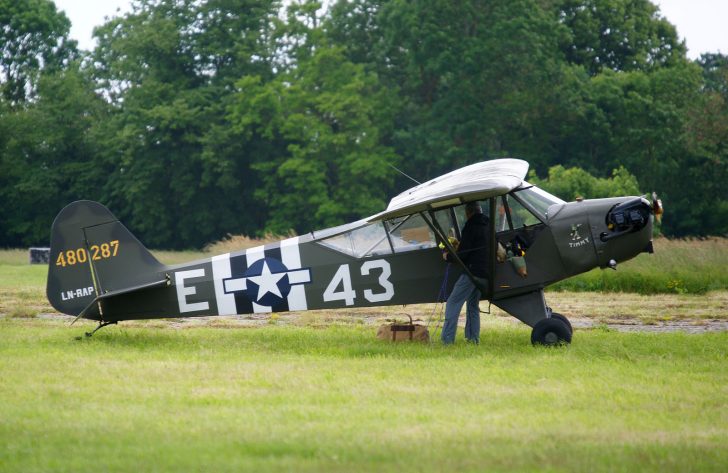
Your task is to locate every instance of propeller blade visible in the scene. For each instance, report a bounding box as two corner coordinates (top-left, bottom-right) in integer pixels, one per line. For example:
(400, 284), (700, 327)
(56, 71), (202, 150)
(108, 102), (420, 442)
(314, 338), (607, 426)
(651, 192), (664, 222)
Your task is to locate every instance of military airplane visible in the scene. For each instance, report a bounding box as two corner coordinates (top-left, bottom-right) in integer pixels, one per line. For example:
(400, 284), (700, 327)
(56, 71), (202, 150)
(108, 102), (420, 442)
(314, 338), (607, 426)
(47, 159), (661, 345)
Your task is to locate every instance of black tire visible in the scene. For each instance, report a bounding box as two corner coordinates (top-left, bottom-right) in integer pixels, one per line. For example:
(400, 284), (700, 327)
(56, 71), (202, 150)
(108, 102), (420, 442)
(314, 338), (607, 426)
(531, 317), (572, 346)
(549, 312), (573, 335)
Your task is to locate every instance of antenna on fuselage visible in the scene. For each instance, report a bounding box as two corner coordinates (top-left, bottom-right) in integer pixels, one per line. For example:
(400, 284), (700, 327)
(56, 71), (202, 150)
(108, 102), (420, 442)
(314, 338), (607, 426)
(387, 162), (421, 185)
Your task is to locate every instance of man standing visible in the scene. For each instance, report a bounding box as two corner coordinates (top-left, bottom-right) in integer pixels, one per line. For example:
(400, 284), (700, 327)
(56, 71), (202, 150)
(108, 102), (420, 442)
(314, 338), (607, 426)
(441, 201), (489, 344)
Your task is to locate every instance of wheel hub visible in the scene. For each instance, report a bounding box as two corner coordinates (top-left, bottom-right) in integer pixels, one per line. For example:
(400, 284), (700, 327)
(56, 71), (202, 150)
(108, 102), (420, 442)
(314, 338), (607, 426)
(544, 331), (558, 344)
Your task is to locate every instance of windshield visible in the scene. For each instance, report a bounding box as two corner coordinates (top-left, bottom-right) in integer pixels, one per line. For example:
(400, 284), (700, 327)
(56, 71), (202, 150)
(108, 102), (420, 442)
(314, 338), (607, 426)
(511, 182), (565, 219)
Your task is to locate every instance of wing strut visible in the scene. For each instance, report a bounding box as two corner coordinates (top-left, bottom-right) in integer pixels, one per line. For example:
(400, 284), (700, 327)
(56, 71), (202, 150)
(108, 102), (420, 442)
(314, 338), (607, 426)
(420, 211), (492, 299)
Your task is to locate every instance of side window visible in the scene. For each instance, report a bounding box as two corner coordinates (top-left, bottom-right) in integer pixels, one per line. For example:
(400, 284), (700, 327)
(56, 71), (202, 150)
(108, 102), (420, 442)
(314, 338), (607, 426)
(454, 201), (491, 233)
(320, 232), (354, 255)
(319, 222), (392, 257)
(507, 195), (542, 228)
(431, 208), (458, 240)
(351, 223), (391, 257)
(387, 214), (436, 253)
(320, 210), (466, 257)
(497, 195), (542, 233)
(511, 186), (564, 219)
(453, 205), (467, 235)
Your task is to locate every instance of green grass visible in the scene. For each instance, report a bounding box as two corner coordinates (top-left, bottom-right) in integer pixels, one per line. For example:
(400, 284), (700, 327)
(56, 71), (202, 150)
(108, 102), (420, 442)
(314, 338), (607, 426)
(550, 238), (728, 294)
(0, 264), (48, 287)
(0, 318), (726, 472)
(0, 246), (726, 471)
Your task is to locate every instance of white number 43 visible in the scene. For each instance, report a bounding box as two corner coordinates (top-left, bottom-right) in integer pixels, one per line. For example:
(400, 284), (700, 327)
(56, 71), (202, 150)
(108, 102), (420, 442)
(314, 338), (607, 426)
(323, 260), (394, 306)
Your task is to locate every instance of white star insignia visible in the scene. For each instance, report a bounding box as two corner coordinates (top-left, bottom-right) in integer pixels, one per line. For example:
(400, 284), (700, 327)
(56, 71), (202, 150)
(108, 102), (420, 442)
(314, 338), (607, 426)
(246, 261), (285, 301)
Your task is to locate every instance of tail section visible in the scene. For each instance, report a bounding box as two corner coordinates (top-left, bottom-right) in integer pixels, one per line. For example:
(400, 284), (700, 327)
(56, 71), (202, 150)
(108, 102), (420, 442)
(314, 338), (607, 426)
(47, 201), (165, 319)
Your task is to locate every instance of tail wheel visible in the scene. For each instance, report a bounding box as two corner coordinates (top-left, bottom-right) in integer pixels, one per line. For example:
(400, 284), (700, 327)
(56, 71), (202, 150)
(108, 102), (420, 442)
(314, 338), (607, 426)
(549, 312), (572, 335)
(531, 317), (572, 346)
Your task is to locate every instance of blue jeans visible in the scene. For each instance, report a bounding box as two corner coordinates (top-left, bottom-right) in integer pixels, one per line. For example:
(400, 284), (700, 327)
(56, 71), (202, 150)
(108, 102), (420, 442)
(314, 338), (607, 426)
(441, 273), (481, 344)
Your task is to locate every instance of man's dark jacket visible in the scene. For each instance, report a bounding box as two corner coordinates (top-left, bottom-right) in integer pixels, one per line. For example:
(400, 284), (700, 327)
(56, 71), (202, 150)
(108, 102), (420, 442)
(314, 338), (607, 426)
(446, 213), (489, 278)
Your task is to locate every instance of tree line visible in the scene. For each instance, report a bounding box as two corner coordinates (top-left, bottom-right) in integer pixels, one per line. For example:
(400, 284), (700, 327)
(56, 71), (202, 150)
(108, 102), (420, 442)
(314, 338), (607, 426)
(1, 0), (726, 249)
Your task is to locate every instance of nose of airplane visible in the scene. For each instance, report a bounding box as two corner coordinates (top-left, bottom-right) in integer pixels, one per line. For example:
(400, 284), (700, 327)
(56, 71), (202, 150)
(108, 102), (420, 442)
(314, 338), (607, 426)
(548, 195), (656, 275)
(599, 197), (653, 243)
(589, 196), (655, 268)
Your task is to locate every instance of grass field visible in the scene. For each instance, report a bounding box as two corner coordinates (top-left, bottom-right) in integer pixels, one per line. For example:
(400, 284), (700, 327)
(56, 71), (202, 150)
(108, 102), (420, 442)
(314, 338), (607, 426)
(1, 244), (727, 472)
(1, 318), (727, 472)
(551, 237), (728, 294)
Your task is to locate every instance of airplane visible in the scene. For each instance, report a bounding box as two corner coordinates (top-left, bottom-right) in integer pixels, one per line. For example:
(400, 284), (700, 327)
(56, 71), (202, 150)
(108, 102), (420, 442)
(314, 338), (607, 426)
(46, 158), (661, 345)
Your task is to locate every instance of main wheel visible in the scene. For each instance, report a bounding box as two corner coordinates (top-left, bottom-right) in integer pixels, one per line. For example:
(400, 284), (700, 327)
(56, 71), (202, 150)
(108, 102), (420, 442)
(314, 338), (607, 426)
(549, 312), (572, 335)
(531, 317), (572, 346)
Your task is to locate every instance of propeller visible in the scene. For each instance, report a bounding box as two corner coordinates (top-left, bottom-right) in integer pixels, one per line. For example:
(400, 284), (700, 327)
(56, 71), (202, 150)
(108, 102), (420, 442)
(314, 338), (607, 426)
(651, 192), (663, 222)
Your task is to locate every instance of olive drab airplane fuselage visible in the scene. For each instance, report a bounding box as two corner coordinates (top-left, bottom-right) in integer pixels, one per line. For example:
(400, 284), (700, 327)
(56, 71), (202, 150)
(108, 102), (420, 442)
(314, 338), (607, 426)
(47, 159), (660, 344)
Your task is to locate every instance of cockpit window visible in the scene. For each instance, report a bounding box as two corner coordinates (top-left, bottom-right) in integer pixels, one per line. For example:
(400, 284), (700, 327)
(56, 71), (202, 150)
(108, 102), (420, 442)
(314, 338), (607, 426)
(318, 209), (461, 257)
(452, 201), (489, 232)
(506, 195), (542, 228)
(511, 183), (565, 220)
(319, 221), (392, 257)
(386, 213), (437, 253)
(495, 194), (543, 232)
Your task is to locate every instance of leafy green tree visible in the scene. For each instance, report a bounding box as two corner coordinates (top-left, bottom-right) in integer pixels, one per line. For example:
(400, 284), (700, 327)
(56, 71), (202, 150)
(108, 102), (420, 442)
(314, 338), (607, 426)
(2, 0), (726, 248)
(528, 164), (641, 200)
(327, 0), (385, 69)
(672, 54), (728, 236)
(0, 0), (77, 103)
(0, 0), (85, 246)
(552, 0), (685, 76)
(0, 66), (107, 246)
(229, 45), (399, 233)
(584, 64), (700, 181)
(90, 0), (282, 248)
(698, 54), (728, 94)
(346, 0), (577, 181)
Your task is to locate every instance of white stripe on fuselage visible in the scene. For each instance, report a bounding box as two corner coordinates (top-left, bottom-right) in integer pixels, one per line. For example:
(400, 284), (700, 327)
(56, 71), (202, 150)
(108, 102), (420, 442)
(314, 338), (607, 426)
(245, 245), (271, 313)
(212, 253), (236, 315)
(281, 236), (308, 311)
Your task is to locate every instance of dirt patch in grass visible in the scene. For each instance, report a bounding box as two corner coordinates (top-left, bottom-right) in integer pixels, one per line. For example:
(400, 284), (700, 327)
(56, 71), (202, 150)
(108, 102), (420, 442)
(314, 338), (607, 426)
(543, 290), (728, 325)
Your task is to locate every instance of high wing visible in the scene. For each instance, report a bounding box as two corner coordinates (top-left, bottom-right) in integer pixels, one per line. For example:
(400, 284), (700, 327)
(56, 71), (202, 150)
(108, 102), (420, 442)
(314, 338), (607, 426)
(369, 158), (529, 221)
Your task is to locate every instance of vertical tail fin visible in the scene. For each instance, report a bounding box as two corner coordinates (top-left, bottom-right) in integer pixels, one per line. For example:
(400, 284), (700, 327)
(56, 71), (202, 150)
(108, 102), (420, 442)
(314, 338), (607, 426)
(46, 201), (165, 318)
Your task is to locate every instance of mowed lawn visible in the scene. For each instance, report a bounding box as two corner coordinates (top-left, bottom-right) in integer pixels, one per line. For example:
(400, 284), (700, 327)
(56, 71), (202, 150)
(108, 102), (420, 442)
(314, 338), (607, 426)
(1, 318), (726, 472)
(1, 247), (727, 472)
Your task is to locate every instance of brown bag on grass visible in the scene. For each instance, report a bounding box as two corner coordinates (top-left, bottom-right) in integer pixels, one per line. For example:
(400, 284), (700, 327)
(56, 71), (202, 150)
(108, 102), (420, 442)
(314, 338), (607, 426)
(377, 314), (430, 342)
